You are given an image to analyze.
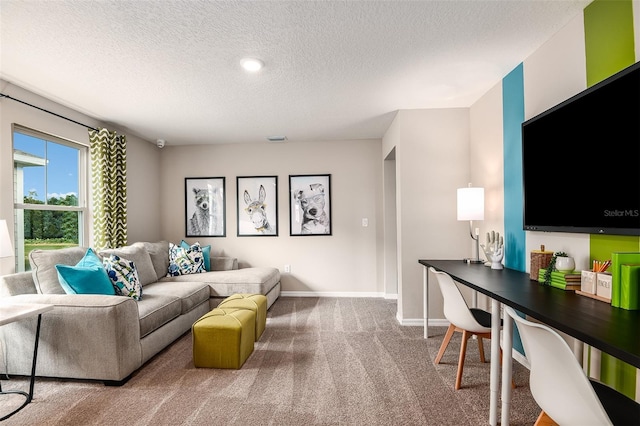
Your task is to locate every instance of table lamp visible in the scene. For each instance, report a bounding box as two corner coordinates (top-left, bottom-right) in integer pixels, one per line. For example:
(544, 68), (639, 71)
(457, 185), (484, 264)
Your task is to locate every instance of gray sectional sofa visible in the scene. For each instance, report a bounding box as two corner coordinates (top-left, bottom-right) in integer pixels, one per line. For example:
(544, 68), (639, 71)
(0, 241), (280, 384)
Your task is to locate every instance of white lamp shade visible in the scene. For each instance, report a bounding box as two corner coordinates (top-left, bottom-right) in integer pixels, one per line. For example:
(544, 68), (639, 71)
(457, 187), (485, 221)
(0, 220), (13, 258)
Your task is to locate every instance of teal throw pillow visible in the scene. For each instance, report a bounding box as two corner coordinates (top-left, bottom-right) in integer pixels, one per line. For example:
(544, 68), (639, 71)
(180, 240), (211, 271)
(168, 242), (205, 276)
(103, 254), (143, 300)
(55, 248), (115, 295)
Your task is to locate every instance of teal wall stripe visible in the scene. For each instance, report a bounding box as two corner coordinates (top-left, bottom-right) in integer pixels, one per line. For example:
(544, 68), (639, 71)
(502, 64), (526, 357)
(502, 64), (526, 272)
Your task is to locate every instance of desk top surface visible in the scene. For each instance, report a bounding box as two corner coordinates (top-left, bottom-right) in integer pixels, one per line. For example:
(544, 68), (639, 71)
(419, 259), (640, 368)
(0, 303), (54, 326)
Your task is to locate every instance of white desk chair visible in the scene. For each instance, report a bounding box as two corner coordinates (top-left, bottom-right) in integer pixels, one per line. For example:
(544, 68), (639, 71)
(504, 306), (640, 426)
(430, 267), (498, 390)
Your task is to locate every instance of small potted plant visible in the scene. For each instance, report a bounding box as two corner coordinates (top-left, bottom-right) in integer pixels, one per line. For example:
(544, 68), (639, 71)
(555, 253), (575, 273)
(543, 251), (572, 285)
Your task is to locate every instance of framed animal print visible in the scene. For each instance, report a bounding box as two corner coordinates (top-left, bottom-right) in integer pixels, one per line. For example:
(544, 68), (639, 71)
(289, 174), (332, 236)
(185, 177), (226, 237)
(237, 176), (278, 236)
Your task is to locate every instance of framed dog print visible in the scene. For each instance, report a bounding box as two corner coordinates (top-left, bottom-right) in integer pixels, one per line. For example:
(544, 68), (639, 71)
(237, 176), (278, 236)
(185, 177), (226, 237)
(289, 174), (332, 236)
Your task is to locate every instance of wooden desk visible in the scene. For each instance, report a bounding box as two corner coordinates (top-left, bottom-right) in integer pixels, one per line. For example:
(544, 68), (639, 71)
(0, 303), (54, 421)
(418, 260), (640, 426)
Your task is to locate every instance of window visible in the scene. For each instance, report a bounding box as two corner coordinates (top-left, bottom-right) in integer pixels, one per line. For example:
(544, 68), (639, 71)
(13, 126), (88, 272)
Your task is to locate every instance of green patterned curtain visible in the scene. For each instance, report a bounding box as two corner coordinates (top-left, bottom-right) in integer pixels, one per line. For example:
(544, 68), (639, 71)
(89, 128), (127, 249)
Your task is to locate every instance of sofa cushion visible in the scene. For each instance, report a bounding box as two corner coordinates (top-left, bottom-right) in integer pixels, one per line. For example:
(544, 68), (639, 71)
(103, 254), (143, 300)
(136, 293), (182, 338)
(142, 281), (209, 315)
(133, 241), (169, 281)
(210, 256), (238, 271)
(55, 249), (116, 295)
(30, 246), (89, 294)
(99, 245), (157, 286)
(161, 267), (280, 297)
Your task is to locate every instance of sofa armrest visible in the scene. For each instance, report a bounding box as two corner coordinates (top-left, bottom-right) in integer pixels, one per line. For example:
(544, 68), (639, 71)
(0, 294), (142, 382)
(0, 272), (37, 297)
(210, 256), (238, 271)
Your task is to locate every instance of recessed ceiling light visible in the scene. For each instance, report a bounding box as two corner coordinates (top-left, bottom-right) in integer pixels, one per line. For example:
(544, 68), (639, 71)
(241, 58), (264, 72)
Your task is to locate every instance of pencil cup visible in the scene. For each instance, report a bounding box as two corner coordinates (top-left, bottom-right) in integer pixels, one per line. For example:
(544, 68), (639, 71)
(581, 270), (597, 294)
(596, 273), (612, 301)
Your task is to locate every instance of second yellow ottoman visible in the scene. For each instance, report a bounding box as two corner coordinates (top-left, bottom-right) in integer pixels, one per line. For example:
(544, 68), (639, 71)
(192, 308), (256, 369)
(218, 294), (268, 341)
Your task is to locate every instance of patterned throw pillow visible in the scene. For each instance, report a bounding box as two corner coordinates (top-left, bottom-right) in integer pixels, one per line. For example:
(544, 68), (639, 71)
(103, 254), (143, 300)
(167, 242), (205, 276)
(180, 240), (211, 271)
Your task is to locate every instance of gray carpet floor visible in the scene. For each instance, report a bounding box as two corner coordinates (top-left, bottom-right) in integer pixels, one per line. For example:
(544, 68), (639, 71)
(0, 297), (540, 425)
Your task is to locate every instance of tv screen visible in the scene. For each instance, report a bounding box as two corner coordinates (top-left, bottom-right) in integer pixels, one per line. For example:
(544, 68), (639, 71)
(522, 61), (640, 236)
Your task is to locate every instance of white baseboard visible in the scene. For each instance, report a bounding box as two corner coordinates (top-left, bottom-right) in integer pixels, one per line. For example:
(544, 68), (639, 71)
(396, 316), (449, 327)
(280, 290), (387, 298)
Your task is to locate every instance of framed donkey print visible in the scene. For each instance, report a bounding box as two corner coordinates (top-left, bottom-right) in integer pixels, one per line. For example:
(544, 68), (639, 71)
(289, 174), (332, 236)
(237, 176), (278, 236)
(185, 177), (226, 237)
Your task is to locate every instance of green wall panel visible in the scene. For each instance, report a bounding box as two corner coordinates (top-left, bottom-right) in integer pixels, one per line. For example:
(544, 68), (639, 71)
(600, 353), (638, 399)
(590, 234), (640, 263)
(584, 0), (638, 399)
(584, 0), (635, 86)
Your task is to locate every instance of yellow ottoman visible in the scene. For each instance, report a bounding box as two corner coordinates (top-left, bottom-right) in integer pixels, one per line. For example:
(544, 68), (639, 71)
(218, 294), (268, 341)
(192, 308), (256, 369)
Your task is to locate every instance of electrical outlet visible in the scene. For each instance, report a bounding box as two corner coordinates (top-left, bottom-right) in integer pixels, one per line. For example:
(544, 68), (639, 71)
(362, 218), (369, 227)
(284, 264), (291, 273)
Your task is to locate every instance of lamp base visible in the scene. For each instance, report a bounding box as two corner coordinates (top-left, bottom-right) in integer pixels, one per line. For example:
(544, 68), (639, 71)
(463, 258), (484, 264)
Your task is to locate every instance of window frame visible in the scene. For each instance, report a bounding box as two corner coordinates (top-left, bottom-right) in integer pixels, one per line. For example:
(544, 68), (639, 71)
(12, 124), (90, 272)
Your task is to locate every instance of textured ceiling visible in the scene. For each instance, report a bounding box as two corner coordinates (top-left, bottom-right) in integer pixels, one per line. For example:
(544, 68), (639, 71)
(0, 0), (591, 146)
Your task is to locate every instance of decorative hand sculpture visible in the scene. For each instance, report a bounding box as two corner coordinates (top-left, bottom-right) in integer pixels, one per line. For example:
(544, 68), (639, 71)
(481, 230), (504, 269)
(490, 245), (504, 270)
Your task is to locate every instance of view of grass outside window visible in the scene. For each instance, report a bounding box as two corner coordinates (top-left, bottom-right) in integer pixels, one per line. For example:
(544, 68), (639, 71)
(13, 127), (87, 272)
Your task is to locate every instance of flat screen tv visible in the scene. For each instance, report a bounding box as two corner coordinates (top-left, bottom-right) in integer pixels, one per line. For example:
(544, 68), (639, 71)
(522, 61), (640, 236)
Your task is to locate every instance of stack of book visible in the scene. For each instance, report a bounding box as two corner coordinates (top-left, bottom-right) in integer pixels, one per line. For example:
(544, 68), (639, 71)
(538, 268), (581, 290)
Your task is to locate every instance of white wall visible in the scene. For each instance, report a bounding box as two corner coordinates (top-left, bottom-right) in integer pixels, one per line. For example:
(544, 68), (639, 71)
(158, 139), (384, 296)
(522, 12), (591, 271)
(125, 136), (163, 243)
(383, 108), (470, 321)
(0, 80), (163, 272)
(0, 82), (384, 304)
(0, 80), (385, 301)
(468, 82), (504, 310)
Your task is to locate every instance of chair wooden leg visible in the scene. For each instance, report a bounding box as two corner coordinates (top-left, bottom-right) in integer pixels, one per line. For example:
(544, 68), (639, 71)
(455, 330), (471, 390)
(435, 324), (456, 364)
(534, 410), (559, 426)
(477, 336), (485, 363)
